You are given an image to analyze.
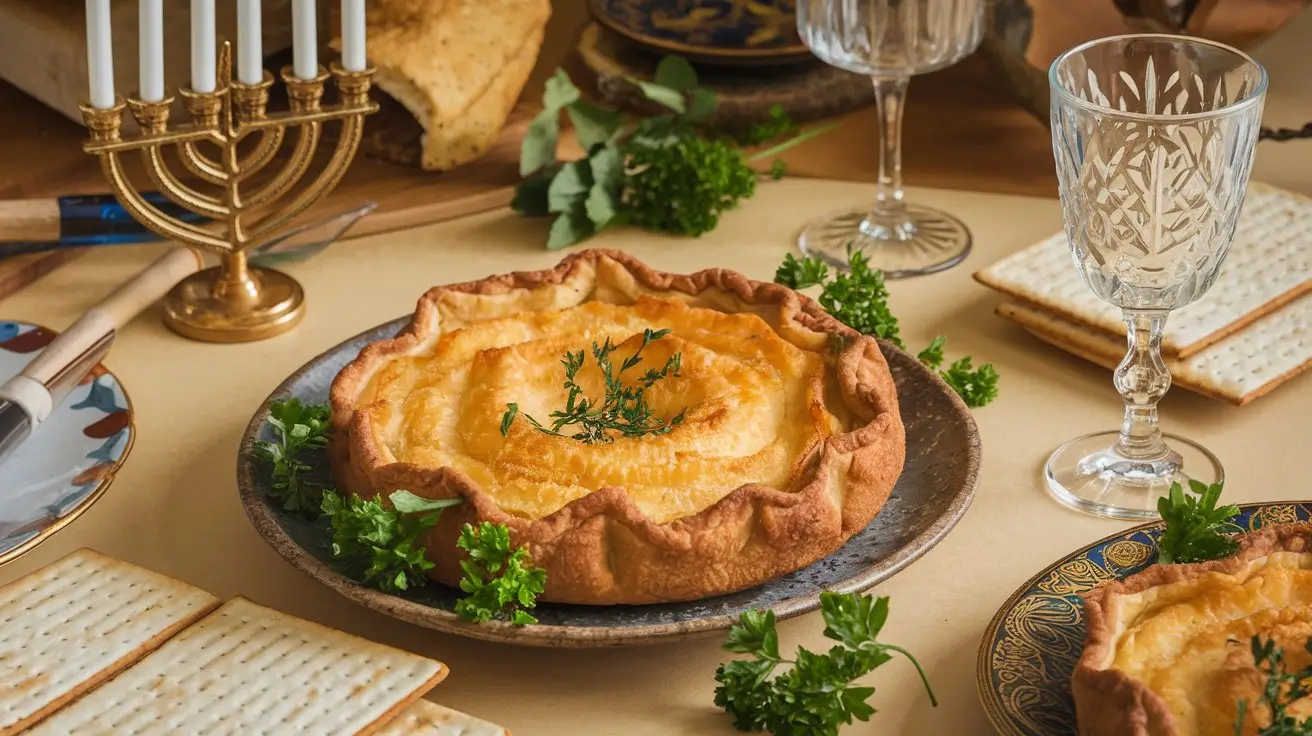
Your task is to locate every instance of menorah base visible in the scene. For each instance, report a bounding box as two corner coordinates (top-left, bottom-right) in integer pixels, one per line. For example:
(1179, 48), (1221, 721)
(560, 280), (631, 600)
(162, 265), (305, 343)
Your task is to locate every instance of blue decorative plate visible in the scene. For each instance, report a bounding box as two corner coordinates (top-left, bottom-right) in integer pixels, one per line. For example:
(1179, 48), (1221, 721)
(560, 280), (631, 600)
(238, 316), (981, 648)
(591, 0), (810, 64)
(977, 502), (1312, 736)
(0, 321), (134, 566)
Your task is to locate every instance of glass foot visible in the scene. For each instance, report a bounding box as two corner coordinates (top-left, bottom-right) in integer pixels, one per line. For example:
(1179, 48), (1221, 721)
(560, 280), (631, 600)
(796, 203), (972, 278)
(1044, 431), (1224, 520)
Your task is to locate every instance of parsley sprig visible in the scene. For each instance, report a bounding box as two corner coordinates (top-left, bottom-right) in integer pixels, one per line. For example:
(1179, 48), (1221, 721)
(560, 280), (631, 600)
(455, 522), (548, 626)
(255, 401), (548, 619)
(1156, 480), (1241, 564)
(320, 489), (461, 595)
(775, 252), (1001, 408)
(501, 328), (686, 444)
(516, 57), (836, 249)
(714, 592), (936, 735)
(254, 398), (333, 515)
(1235, 635), (1312, 735)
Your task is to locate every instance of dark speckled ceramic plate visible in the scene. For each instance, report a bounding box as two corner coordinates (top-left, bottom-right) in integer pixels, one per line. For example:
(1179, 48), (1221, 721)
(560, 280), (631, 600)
(238, 317), (980, 647)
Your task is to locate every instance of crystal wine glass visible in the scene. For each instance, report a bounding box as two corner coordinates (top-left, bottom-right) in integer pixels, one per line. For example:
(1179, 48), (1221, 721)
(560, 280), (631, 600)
(795, 0), (985, 276)
(1047, 34), (1266, 519)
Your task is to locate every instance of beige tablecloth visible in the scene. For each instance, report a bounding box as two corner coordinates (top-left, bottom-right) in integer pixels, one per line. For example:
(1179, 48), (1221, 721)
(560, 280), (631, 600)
(2, 17), (1310, 736)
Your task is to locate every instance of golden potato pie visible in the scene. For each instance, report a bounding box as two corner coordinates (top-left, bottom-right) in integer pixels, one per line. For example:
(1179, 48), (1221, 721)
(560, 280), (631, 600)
(1075, 523), (1312, 736)
(329, 250), (905, 604)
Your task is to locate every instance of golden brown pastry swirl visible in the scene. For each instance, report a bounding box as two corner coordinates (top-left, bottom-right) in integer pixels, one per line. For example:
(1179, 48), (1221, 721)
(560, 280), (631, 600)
(330, 250), (905, 604)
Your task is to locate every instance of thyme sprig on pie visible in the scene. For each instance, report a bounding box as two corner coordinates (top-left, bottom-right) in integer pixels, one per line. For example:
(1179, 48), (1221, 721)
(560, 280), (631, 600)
(500, 327), (686, 444)
(1237, 635), (1312, 735)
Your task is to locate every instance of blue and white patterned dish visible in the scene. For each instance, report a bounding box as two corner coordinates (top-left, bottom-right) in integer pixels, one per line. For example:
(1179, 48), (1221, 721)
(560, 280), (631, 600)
(0, 321), (134, 566)
(977, 502), (1312, 736)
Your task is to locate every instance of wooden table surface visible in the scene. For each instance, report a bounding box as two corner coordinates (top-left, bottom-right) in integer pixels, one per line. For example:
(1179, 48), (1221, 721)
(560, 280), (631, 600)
(0, 10), (1309, 736)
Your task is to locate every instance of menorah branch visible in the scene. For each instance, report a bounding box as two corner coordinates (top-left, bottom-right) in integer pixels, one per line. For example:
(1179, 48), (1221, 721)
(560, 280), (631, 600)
(234, 128), (286, 180)
(96, 153), (229, 251)
(240, 123), (320, 207)
(178, 142), (229, 185)
(246, 117), (359, 245)
(140, 146), (228, 220)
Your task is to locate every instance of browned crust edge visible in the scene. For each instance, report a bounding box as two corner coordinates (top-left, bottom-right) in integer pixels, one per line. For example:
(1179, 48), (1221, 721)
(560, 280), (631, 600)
(1073, 523), (1312, 736)
(328, 248), (906, 605)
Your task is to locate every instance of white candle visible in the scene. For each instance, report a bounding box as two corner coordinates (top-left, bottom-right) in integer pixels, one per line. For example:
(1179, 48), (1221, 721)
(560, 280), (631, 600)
(291, 0), (317, 79)
(340, 0), (365, 72)
(237, 0), (262, 85)
(190, 0), (215, 93)
(85, 0), (115, 108)
(138, 0), (164, 101)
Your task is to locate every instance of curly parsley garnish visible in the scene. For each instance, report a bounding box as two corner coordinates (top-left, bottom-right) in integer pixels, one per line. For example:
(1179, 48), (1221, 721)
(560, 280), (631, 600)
(1157, 480), (1241, 564)
(254, 398), (333, 515)
(1236, 635), (1312, 735)
(775, 253), (829, 291)
(320, 489), (461, 595)
(455, 522), (547, 626)
(500, 328), (686, 444)
(775, 252), (1000, 408)
(515, 57), (836, 249)
(714, 592), (936, 735)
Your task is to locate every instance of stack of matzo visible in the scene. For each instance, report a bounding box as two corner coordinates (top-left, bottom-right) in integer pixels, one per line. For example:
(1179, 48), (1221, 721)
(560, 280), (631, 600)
(974, 181), (1312, 405)
(347, 0), (551, 171)
(0, 549), (508, 735)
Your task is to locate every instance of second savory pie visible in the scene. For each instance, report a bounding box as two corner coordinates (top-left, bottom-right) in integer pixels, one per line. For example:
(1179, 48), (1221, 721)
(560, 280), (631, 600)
(1075, 523), (1312, 736)
(329, 249), (905, 605)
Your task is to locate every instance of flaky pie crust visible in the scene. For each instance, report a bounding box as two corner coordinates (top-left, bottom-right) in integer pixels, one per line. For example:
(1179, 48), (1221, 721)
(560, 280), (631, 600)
(328, 249), (905, 605)
(1075, 523), (1312, 736)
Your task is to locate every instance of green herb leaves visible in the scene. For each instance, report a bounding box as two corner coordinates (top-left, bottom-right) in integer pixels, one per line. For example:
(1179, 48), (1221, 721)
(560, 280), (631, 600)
(256, 401), (547, 620)
(939, 356), (1000, 409)
(1157, 480), (1241, 564)
(625, 133), (757, 237)
(515, 55), (832, 250)
(1235, 635), (1312, 735)
(254, 398), (333, 515)
(713, 592), (935, 736)
(321, 489), (460, 594)
(775, 254), (829, 290)
(501, 328), (686, 444)
(816, 250), (902, 347)
(455, 522), (547, 626)
(521, 70), (582, 178)
(774, 252), (1001, 408)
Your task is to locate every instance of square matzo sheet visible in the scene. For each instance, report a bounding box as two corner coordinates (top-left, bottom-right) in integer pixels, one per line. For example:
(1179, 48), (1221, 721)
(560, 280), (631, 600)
(975, 181), (1312, 358)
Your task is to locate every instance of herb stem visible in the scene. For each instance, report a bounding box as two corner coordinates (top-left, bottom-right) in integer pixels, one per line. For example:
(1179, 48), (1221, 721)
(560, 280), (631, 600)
(879, 644), (939, 706)
(745, 122), (842, 164)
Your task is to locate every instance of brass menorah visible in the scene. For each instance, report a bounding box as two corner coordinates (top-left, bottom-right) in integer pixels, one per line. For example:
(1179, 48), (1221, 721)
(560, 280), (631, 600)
(78, 41), (378, 342)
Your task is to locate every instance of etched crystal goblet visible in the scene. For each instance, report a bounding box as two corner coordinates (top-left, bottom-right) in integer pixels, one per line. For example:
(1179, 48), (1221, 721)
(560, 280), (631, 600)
(1046, 34), (1266, 519)
(795, 0), (985, 277)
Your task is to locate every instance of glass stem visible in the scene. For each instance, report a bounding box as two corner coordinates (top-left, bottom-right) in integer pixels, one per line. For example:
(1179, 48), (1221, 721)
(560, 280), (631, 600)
(1113, 310), (1172, 460)
(870, 76), (910, 224)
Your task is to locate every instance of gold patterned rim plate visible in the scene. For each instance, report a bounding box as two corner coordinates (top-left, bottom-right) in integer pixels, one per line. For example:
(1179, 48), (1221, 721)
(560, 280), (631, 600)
(0, 321), (136, 568)
(974, 501), (1311, 736)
